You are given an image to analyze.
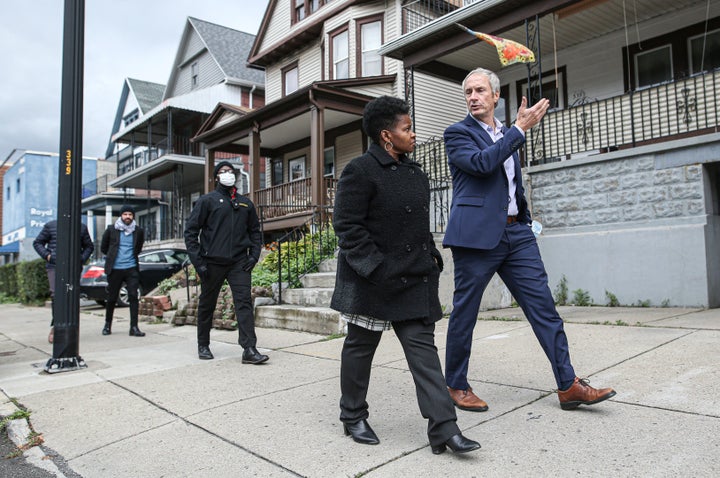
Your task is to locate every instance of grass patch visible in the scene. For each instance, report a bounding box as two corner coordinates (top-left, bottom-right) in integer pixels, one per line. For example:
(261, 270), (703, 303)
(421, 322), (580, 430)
(479, 315), (523, 322)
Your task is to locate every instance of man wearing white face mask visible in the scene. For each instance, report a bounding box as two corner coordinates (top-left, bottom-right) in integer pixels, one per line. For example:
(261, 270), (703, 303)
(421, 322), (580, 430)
(184, 161), (268, 363)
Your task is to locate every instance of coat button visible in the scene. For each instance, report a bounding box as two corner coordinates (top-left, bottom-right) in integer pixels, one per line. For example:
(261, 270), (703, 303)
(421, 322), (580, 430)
(422, 244), (427, 250)
(423, 276), (428, 283)
(405, 206), (412, 213)
(401, 277), (407, 284)
(391, 165), (397, 171)
(406, 244), (412, 252)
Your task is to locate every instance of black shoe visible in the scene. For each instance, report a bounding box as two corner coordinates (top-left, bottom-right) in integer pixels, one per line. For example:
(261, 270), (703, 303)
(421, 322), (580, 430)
(102, 324), (111, 335)
(431, 433), (481, 455)
(198, 345), (214, 360)
(343, 419), (380, 445)
(241, 346), (269, 364)
(129, 326), (146, 337)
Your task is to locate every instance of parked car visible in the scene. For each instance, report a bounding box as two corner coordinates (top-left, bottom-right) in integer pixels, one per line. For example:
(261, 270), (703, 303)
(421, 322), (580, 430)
(80, 248), (190, 307)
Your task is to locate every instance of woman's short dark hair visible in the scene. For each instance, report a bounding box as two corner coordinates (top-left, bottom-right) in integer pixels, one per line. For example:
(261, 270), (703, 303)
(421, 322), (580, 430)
(362, 96), (410, 145)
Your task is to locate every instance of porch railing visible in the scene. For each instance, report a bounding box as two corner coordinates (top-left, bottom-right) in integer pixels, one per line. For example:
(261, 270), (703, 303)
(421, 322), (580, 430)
(116, 135), (197, 176)
(528, 68), (720, 166)
(82, 173), (117, 198)
(254, 177), (338, 221)
(267, 206), (337, 303)
(402, 0), (478, 34)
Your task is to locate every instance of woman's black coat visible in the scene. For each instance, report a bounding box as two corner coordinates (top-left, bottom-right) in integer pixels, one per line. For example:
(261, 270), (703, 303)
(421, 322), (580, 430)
(330, 142), (443, 323)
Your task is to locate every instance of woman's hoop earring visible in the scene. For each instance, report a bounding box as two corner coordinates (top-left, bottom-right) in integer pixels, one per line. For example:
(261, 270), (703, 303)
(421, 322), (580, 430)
(384, 141), (394, 152)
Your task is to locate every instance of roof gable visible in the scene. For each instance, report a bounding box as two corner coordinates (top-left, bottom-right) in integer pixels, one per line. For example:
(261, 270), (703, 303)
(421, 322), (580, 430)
(165, 17), (264, 99)
(105, 78), (166, 158)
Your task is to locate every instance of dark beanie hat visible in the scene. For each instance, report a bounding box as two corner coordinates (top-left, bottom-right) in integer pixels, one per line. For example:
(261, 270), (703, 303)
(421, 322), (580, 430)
(213, 161), (235, 177)
(120, 204), (135, 215)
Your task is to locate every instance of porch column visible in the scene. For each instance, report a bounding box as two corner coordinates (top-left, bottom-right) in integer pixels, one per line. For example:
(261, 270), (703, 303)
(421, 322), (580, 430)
(205, 149), (215, 194)
(167, 109), (173, 154)
(105, 204), (113, 227)
(310, 104), (324, 207)
(249, 125), (261, 198)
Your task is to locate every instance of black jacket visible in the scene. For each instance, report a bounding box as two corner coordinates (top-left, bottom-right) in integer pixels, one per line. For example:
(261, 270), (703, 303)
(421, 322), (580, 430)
(184, 185), (262, 269)
(100, 225), (145, 274)
(33, 220), (94, 270)
(330, 143), (443, 323)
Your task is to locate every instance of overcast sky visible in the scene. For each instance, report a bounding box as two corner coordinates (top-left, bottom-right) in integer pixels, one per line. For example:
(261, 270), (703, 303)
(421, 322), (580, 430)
(1, 0), (269, 162)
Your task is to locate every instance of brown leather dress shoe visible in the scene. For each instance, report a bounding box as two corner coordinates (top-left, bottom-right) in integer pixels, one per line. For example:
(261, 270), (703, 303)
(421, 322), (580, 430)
(558, 377), (616, 410)
(448, 387), (489, 412)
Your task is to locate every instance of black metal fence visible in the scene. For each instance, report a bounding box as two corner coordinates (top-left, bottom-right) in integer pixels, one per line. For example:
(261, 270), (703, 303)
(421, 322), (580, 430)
(258, 206), (337, 303)
(528, 68), (720, 166)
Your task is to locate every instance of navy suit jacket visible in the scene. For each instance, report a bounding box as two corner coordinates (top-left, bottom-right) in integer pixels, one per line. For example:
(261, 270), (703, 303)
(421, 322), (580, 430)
(443, 114), (531, 250)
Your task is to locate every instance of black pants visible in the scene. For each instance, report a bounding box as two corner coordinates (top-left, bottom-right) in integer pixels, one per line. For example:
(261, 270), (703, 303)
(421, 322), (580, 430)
(105, 267), (140, 328)
(340, 320), (459, 446)
(197, 260), (256, 348)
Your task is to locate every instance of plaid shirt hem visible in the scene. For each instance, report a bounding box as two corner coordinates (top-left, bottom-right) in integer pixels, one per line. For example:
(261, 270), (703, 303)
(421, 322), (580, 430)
(341, 313), (392, 332)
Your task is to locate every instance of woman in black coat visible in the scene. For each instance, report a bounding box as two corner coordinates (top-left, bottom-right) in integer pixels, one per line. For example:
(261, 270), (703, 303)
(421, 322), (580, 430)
(331, 96), (480, 455)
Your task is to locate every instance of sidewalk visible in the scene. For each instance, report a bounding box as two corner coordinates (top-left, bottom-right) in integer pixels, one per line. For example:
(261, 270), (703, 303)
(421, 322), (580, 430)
(1, 303), (718, 477)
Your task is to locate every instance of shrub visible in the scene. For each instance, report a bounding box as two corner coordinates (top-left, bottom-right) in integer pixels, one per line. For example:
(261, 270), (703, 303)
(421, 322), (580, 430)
(572, 288), (593, 306)
(0, 263), (19, 297)
(605, 290), (620, 307)
(16, 259), (50, 305)
(554, 275), (568, 305)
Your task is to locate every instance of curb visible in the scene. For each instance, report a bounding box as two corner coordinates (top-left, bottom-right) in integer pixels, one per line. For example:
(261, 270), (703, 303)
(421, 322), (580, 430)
(1, 392), (67, 478)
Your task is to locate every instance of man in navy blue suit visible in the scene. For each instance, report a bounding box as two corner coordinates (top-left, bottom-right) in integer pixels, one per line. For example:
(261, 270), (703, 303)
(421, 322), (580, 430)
(443, 67), (616, 411)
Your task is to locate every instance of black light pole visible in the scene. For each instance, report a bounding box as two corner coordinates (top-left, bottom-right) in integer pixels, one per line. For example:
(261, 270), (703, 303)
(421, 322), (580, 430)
(45, 0), (86, 373)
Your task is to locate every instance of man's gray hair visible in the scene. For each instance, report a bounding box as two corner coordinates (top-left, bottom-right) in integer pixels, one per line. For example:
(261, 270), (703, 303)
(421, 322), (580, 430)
(462, 67), (500, 94)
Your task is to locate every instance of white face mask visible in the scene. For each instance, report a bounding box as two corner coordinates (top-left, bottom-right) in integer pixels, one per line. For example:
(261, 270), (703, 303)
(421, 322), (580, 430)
(218, 171), (236, 187)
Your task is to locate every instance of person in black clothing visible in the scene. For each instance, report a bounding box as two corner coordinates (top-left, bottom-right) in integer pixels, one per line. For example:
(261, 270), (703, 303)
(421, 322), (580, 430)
(184, 161), (268, 364)
(101, 205), (145, 337)
(330, 96), (480, 455)
(33, 219), (94, 343)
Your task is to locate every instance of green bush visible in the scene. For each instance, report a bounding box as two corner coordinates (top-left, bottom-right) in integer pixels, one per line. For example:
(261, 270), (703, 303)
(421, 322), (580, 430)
(0, 263), (19, 297)
(572, 288), (593, 306)
(16, 260), (50, 305)
(554, 274), (568, 305)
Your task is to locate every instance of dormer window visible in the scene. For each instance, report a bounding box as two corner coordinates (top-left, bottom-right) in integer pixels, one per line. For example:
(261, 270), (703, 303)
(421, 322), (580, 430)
(292, 0), (330, 25)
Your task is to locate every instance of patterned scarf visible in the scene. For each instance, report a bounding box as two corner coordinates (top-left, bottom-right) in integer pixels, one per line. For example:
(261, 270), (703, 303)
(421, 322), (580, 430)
(114, 218), (136, 236)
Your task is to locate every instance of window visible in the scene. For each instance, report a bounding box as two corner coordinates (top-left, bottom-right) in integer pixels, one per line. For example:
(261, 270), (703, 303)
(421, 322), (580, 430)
(191, 61), (199, 89)
(5, 187), (9, 200)
(16, 178), (20, 193)
(689, 29), (720, 74)
(324, 147), (335, 177)
(288, 156), (306, 181)
(516, 67), (567, 112)
(358, 18), (382, 76)
(292, 0), (329, 24)
(271, 158), (283, 186)
(123, 109), (139, 127)
(331, 27), (349, 79)
(635, 45), (673, 88)
(623, 17), (720, 91)
(283, 63), (299, 96)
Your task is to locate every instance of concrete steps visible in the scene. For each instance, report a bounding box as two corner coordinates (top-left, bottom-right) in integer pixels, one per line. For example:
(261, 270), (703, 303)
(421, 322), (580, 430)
(255, 258), (345, 336)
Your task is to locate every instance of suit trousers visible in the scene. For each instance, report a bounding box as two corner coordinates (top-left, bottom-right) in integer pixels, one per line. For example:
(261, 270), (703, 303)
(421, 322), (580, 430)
(197, 260), (256, 348)
(105, 267), (140, 327)
(340, 320), (459, 446)
(445, 222), (576, 391)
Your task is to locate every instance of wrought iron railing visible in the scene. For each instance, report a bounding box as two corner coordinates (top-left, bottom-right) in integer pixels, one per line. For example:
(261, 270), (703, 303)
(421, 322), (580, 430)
(261, 206), (337, 303)
(527, 68), (720, 166)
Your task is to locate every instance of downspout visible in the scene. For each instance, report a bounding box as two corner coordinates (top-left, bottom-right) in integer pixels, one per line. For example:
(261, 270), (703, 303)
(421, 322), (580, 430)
(249, 85), (256, 109)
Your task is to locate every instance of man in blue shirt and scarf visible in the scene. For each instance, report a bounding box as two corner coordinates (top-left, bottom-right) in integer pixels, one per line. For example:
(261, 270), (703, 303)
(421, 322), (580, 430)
(100, 205), (145, 336)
